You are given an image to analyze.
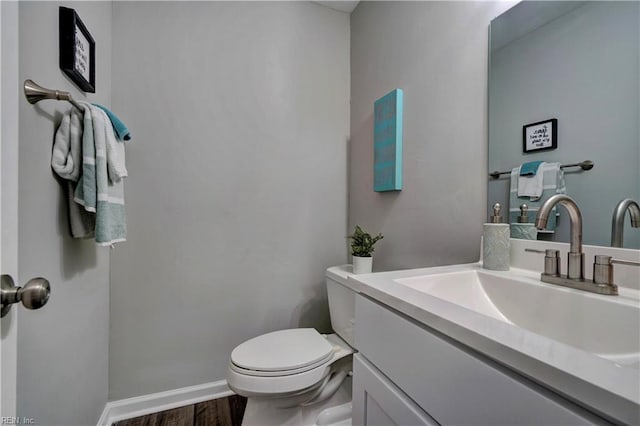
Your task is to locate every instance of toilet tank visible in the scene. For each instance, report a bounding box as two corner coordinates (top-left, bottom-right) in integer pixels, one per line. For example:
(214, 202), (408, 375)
(326, 265), (357, 347)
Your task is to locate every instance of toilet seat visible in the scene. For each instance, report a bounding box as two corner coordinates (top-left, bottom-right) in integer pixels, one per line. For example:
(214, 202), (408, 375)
(231, 328), (333, 376)
(227, 331), (354, 397)
(230, 352), (334, 377)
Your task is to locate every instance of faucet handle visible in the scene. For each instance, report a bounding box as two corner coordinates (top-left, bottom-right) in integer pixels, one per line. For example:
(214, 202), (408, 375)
(524, 248), (545, 254)
(592, 256), (639, 292)
(610, 258), (640, 267)
(593, 255), (613, 285)
(543, 250), (561, 277)
(525, 248), (561, 276)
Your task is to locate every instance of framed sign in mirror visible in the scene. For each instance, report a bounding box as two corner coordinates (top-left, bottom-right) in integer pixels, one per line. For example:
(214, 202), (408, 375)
(59, 7), (95, 93)
(523, 118), (557, 153)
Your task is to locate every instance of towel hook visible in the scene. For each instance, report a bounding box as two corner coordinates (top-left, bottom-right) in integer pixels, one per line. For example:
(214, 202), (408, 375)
(23, 79), (83, 111)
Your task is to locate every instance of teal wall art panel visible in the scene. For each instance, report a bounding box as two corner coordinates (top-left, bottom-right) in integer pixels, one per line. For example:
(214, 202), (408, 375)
(374, 88), (403, 192)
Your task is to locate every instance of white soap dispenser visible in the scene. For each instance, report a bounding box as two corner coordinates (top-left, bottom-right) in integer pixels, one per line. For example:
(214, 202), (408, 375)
(510, 204), (538, 240)
(483, 203), (510, 271)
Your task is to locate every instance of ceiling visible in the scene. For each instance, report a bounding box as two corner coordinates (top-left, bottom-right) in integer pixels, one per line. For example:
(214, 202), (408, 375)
(314, 1), (360, 13)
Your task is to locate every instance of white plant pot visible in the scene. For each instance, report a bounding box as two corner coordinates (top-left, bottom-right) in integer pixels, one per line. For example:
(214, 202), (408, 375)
(352, 256), (373, 274)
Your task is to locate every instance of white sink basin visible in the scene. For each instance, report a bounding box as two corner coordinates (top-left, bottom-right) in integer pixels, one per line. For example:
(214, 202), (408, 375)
(395, 269), (640, 367)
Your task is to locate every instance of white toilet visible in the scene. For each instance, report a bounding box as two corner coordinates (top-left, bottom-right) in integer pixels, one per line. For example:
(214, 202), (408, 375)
(227, 265), (356, 424)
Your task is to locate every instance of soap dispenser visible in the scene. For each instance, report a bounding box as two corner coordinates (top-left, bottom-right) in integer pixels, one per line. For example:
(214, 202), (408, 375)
(510, 204), (538, 240)
(483, 203), (510, 271)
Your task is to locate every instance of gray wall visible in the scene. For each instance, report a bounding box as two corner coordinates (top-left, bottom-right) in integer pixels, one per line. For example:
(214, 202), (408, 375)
(349, 1), (514, 271)
(488, 2), (640, 249)
(18, 2), (111, 425)
(109, 2), (349, 399)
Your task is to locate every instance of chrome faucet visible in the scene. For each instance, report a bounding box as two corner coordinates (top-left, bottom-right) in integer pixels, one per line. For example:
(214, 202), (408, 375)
(535, 194), (584, 279)
(532, 194), (618, 295)
(611, 198), (640, 248)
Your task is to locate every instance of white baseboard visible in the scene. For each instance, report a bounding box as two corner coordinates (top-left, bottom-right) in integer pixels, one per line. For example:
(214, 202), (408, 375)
(97, 380), (233, 426)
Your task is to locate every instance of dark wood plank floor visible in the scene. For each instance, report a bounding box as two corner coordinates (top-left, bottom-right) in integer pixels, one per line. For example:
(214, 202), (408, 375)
(114, 395), (247, 426)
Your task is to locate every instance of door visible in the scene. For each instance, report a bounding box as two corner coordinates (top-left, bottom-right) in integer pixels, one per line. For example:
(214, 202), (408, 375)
(1, 0), (20, 417)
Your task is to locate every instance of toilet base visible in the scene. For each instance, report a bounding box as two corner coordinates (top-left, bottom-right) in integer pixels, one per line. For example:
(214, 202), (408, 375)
(315, 402), (352, 426)
(240, 375), (352, 426)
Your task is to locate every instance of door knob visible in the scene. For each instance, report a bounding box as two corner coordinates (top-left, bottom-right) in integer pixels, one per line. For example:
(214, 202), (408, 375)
(1, 274), (51, 317)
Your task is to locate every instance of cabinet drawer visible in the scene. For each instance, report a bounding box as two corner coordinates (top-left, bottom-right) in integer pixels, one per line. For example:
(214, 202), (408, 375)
(355, 294), (604, 425)
(353, 354), (438, 426)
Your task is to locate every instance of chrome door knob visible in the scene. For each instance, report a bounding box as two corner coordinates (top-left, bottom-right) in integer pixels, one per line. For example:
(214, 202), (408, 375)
(1, 274), (51, 317)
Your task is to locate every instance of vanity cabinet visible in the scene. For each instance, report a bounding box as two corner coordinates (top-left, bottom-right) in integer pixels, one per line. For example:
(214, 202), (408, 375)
(353, 353), (437, 425)
(353, 294), (607, 425)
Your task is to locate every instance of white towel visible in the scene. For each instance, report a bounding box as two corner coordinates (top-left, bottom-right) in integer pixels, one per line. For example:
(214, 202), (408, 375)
(51, 108), (83, 181)
(104, 108), (128, 183)
(516, 162), (545, 199)
(51, 107), (95, 238)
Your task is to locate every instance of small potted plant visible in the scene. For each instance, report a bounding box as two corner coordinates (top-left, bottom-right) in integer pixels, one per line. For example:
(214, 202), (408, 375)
(348, 225), (383, 274)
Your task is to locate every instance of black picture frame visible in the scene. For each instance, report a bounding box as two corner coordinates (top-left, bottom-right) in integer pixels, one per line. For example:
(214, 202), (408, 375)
(59, 7), (95, 93)
(522, 118), (557, 153)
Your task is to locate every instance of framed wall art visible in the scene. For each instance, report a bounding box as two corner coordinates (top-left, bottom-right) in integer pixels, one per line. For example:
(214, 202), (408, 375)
(523, 118), (557, 153)
(59, 7), (95, 93)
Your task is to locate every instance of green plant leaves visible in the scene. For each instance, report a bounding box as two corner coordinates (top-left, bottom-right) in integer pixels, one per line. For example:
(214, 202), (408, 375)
(347, 225), (383, 257)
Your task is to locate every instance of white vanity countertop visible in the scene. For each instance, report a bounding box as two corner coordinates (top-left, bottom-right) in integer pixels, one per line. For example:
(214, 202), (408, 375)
(348, 240), (640, 424)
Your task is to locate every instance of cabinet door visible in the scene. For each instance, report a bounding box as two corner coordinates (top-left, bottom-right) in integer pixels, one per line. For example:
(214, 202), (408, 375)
(352, 354), (439, 426)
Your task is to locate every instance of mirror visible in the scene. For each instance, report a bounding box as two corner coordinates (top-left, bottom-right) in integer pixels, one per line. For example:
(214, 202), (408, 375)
(488, 1), (640, 249)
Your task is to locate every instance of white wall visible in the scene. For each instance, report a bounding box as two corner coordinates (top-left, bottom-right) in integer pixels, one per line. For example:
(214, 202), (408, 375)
(17, 2), (111, 424)
(109, 1), (350, 399)
(488, 2), (640, 249)
(349, 1), (514, 271)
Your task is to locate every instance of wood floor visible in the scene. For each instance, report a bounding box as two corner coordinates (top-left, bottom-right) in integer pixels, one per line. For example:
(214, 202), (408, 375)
(113, 395), (248, 426)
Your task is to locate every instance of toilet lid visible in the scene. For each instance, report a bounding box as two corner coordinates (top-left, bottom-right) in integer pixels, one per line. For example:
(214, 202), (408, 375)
(231, 328), (333, 372)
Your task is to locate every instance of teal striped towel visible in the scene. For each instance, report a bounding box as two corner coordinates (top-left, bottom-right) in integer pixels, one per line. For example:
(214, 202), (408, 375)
(509, 162), (566, 231)
(74, 103), (127, 246)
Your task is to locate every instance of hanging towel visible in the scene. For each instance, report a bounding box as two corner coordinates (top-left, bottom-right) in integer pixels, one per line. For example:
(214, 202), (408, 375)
(519, 160), (544, 176)
(93, 103), (132, 141)
(66, 181), (96, 238)
(51, 109), (83, 180)
(74, 103), (127, 246)
(509, 162), (566, 231)
(51, 107), (95, 238)
(103, 112), (128, 184)
(517, 161), (546, 199)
